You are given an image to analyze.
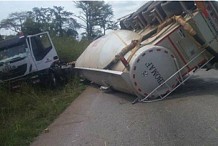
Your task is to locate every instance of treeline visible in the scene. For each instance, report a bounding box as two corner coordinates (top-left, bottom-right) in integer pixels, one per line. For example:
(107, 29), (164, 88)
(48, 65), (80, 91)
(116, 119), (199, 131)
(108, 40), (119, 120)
(0, 1), (118, 40)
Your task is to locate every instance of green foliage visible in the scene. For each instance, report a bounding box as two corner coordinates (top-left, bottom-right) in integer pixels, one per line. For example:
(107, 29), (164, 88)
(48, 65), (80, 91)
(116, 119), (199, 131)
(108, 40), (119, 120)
(22, 18), (42, 35)
(0, 6), (80, 38)
(97, 2), (113, 35)
(0, 12), (29, 32)
(0, 2), (116, 39)
(0, 78), (86, 146)
(75, 1), (114, 39)
(52, 36), (90, 62)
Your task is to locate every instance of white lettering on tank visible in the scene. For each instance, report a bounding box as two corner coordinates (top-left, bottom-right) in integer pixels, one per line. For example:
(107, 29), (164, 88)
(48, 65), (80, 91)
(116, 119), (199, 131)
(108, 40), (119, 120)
(145, 62), (165, 85)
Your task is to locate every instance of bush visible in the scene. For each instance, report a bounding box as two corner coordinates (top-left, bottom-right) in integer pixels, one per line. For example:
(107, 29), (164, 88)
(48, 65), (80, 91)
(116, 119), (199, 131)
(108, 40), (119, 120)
(52, 36), (90, 62)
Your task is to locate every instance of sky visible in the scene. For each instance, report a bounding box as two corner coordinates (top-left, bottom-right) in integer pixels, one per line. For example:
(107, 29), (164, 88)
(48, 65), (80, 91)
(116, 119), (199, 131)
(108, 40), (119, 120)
(0, 0), (146, 35)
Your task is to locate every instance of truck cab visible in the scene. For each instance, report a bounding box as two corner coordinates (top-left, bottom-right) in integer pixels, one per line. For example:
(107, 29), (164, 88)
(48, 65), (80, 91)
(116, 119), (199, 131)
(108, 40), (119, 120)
(0, 32), (59, 84)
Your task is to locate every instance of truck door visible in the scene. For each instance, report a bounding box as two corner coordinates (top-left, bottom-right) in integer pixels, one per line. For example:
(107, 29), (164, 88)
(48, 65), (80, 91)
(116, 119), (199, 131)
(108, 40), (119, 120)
(29, 32), (59, 71)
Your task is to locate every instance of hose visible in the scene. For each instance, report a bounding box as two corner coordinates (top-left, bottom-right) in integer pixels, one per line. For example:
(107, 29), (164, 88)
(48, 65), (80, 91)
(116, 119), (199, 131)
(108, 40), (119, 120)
(173, 16), (196, 36)
(103, 40), (139, 69)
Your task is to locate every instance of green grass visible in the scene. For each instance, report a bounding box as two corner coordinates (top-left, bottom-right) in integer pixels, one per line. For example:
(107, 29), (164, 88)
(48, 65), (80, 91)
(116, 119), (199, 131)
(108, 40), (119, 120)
(0, 78), (86, 146)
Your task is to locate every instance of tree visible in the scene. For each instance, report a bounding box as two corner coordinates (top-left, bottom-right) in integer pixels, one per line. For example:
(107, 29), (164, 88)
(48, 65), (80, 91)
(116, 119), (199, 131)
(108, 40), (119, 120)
(32, 7), (51, 24)
(0, 12), (28, 32)
(22, 17), (42, 35)
(49, 6), (80, 36)
(75, 1), (114, 39)
(98, 2), (113, 35)
(31, 7), (52, 31)
(64, 28), (78, 38)
(75, 1), (93, 39)
(0, 6), (80, 38)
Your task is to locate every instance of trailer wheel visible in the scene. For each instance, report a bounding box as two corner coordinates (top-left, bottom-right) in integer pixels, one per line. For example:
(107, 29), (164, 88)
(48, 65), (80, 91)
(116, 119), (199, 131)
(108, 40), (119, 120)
(161, 1), (183, 17)
(181, 1), (196, 11)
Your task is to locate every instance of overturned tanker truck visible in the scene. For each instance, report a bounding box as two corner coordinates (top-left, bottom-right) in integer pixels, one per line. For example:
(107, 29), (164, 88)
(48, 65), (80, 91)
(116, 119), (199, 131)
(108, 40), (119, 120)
(75, 1), (218, 102)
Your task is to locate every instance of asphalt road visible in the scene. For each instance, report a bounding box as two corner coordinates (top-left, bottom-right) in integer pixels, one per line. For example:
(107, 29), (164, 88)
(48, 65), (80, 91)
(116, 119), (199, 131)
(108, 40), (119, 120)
(31, 69), (218, 146)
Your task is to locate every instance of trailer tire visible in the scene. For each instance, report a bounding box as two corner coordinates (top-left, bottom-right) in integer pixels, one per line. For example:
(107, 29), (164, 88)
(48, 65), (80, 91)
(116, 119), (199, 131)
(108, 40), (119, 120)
(161, 1), (183, 17)
(181, 1), (196, 11)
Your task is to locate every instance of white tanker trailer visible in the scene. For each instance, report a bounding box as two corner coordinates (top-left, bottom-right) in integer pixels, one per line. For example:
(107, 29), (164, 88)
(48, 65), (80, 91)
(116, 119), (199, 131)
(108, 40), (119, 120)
(75, 1), (218, 102)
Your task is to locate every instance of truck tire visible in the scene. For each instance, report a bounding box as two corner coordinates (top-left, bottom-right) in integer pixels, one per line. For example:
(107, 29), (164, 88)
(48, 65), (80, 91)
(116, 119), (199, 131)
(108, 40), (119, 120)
(49, 72), (57, 88)
(161, 1), (183, 17)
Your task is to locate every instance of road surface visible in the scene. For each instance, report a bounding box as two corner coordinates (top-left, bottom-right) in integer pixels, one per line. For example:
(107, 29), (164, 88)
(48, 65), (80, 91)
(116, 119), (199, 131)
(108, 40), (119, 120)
(31, 69), (218, 146)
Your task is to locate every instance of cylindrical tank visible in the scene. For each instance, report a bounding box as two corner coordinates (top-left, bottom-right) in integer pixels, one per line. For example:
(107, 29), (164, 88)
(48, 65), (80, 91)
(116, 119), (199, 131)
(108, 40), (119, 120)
(76, 30), (141, 69)
(128, 45), (178, 97)
(76, 30), (178, 98)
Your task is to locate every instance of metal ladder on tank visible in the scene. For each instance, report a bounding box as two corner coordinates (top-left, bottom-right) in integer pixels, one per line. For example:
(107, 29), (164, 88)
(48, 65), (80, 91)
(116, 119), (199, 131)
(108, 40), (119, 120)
(132, 49), (215, 103)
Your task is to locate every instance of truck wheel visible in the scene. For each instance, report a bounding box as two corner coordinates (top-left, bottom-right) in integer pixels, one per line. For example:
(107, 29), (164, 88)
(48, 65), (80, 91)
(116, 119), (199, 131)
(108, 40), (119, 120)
(49, 72), (57, 88)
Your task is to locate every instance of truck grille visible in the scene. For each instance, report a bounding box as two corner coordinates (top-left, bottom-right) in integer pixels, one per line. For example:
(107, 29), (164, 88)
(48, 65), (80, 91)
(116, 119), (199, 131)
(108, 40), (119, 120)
(0, 64), (27, 81)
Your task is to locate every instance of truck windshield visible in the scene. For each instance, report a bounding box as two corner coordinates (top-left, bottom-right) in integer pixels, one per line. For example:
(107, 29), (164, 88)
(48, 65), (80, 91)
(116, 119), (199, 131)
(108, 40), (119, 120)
(0, 43), (27, 60)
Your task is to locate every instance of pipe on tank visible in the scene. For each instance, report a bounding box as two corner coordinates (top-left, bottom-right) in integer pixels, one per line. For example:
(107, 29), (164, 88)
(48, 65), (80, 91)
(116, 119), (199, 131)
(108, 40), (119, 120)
(173, 16), (196, 36)
(104, 40), (139, 69)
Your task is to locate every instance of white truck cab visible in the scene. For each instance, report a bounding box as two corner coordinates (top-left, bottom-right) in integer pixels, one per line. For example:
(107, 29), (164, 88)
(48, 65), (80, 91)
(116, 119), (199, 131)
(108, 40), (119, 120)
(0, 32), (62, 86)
